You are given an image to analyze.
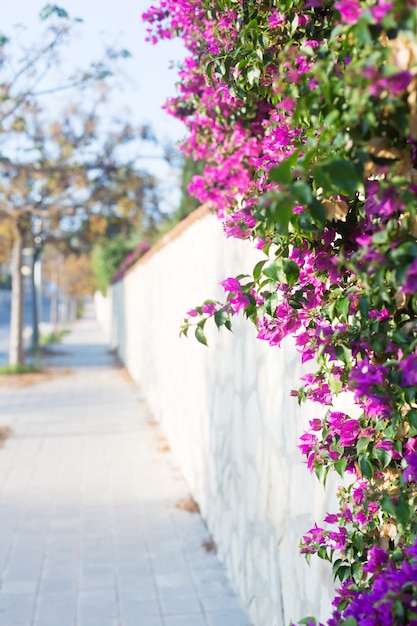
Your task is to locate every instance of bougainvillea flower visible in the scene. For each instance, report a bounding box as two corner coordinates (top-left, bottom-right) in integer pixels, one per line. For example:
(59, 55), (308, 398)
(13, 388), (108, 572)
(334, 0), (362, 23)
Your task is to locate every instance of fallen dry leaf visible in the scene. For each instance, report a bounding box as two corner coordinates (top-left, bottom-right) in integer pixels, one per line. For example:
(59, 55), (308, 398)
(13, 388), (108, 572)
(0, 426), (12, 446)
(176, 496), (200, 514)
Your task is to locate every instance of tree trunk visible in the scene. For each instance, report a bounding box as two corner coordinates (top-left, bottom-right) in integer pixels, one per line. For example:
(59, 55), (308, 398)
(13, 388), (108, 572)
(31, 247), (41, 349)
(9, 234), (24, 366)
(51, 265), (59, 332)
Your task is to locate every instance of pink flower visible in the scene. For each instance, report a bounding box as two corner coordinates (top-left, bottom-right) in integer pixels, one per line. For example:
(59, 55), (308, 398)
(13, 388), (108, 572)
(402, 258), (417, 294)
(268, 9), (284, 28)
(298, 432), (318, 455)
(309, 418), (322, 431)
(220, 277), (241, 293)
(363, 546), (389, 573)
(398, 352), (417, 387)
(339, 420), (360, 447)
(334, 0), (362, 23)
(228, 291), (250, 314)
(404, 451), (417, 483)
(370, 0), (393, 22)
(202, 303), (217, 315)
(368, 70), (413, 97)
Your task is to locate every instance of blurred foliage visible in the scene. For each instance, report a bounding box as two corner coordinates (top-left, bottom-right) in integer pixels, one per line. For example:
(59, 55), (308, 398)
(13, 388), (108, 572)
(91, 236), (135, 296)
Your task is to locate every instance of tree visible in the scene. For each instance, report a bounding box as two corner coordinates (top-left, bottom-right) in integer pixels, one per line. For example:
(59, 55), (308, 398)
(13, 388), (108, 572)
(0, 6), (159, 365)
(42, 244), (96, 325)
(91, 236), (135, 296)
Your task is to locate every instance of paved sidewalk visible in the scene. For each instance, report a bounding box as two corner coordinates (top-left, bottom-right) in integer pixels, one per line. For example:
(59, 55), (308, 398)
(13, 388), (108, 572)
(0, 308), (251, 626)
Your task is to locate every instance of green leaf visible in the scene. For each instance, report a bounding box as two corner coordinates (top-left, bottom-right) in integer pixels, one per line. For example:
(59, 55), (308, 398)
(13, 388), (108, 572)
(334, 458), (347, 477)
(263, 262), (284, 283)
(282, 259), (300, 286)
(180, 325), (189, 338)
(315, 463), (324, 482)
(356, 437), (370, 454)
(359, 456), (374, 479)
(269, 152), (299, 185)
(336, 296), (349, 319)
(359, 296), (369, 317)
(372, 229), (389, 244)
(329, 375), (343, 394)
(332, 558), (344, 579)
(309, 199), (326, 229)
(291, 180), (312, 205)
(353, 17), (372, 45)
(214, 310), (230, 328)
(195, 327), (208, 346)
(395, 497), (411, 526)
(298, 617), (317, 625)
(338, 565), (352, 583)
(390, 241), (417, 262)
(341, 617), (358, 626)
(247, 66), (261, 85)
(408, 410), (417, 429)
(313, 159), (363, 196)
(373, 446), (393, 469)
(253, 259), (267, 281)
(266, 291), (279, 316)
(206, 61), (215, 84)
(381, 494), (397, 518)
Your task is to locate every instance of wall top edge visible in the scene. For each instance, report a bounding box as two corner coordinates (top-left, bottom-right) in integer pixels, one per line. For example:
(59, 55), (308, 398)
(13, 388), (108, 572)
(112, 203), (212, 283)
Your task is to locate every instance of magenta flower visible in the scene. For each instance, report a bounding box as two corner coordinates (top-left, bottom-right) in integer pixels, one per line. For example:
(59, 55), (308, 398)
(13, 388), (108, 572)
(368, 70), (413, 97)
(374, 440), (400, 459)
(220, 277), (241, 292)
(402, 258), (417, 294)
(398, 352), (417, 387)
(328, 527), (348, 550)
(405, 438), (417, 454)
(302, 523), (327, 548)
(298, 432), (318, 455)
(202, 303), (217, 315)
(404, 451), (417, 482)
(363, 546), (389, 574)
(228, 291), (250, 314)
(268, 9), (284, 28)
(330, 542), (417, 625)
(369, 0), (393, 22)
(334, 0), (362, 23)
(339, 420), (360, 447)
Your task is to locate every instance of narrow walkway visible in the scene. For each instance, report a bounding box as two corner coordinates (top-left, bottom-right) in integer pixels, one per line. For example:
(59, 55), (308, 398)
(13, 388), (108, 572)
(0, 308), (251, 626)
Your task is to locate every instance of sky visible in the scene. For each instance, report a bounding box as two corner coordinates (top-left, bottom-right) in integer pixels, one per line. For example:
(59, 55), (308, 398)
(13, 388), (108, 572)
(1, 0), (188, 212)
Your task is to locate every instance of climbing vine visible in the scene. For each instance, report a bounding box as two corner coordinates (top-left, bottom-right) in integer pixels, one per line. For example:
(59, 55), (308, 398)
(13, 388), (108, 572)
(143, 1), (417, 623)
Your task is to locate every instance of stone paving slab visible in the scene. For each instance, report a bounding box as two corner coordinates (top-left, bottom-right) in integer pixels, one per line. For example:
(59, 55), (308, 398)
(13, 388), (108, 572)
(0, 306), (251, 626)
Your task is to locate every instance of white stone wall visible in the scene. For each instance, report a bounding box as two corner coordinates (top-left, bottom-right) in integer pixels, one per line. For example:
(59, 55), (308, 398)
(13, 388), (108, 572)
(107, 210), (344, 626)
(94, 290), (112, 339)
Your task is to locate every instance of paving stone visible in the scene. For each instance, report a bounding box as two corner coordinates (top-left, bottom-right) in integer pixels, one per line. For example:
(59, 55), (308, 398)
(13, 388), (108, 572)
(120, 598), (160, 618)
(0, 306), (250, 626)
(205, 608), (251, 626)
(164, 615), (208, 626)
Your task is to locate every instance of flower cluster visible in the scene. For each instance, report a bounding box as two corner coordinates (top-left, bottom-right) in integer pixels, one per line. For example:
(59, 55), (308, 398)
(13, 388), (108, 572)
(144, 0), (417, 623)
